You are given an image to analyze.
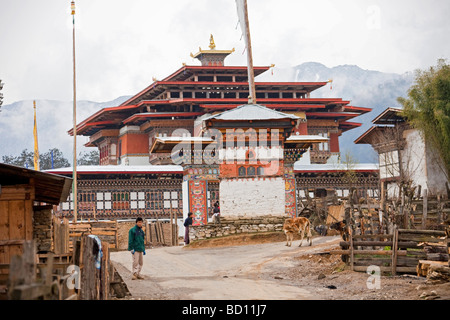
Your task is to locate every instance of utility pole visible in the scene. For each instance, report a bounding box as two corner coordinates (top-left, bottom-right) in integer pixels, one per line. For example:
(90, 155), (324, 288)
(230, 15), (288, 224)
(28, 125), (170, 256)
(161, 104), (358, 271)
(33, 101), (40, 171)
(236, 0), (257, 104)
(71, 1), (78, 223)
(0, 80), (4, 112)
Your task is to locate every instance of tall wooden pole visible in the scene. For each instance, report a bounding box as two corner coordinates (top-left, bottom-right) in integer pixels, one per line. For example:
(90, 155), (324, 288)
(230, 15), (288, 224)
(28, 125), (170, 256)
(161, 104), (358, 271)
(71, 1), (78, 223)
(243, 0), (256, 104)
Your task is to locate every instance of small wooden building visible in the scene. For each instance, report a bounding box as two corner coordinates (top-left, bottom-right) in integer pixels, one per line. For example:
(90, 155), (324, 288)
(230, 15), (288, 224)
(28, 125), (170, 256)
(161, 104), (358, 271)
(0, 163), (72, 274)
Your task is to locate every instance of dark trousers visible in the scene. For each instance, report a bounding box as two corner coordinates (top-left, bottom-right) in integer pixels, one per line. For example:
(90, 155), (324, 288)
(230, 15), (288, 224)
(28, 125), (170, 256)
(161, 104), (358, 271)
(184, 226), (190, 244)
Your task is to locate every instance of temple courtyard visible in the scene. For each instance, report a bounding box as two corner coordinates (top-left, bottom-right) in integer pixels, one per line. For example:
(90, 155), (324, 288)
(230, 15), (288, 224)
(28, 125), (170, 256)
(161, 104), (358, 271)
(110, 234), (450, 300)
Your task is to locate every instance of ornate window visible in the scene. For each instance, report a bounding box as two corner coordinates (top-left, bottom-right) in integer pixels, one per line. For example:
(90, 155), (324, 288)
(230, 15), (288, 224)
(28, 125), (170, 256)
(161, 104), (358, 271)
(247, 166), (256, 176)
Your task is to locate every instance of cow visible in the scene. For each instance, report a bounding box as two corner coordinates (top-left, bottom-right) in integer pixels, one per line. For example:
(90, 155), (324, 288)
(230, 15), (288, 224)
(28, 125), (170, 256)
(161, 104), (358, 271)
(283, 217), (313, 247)
(330, 219), (350, 241)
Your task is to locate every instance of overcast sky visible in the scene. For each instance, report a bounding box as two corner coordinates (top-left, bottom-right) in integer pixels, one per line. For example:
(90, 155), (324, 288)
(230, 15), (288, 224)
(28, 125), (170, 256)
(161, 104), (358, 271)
(0, 0), (449, 105)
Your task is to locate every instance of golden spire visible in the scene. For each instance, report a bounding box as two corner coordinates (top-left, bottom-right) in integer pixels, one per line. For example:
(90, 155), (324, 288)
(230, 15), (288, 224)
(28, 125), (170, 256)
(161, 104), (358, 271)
(209, 34), (216, 50)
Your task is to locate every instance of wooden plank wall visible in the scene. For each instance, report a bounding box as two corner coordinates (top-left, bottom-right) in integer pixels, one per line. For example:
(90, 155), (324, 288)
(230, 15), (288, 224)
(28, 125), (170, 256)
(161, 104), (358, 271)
(0, 185), (35, 277)
(78, 235), (110, 300)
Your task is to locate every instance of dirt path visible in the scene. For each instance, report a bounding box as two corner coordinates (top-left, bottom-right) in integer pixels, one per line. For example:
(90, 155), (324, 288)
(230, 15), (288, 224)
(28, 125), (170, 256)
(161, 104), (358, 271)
(110, 235), (449, 300)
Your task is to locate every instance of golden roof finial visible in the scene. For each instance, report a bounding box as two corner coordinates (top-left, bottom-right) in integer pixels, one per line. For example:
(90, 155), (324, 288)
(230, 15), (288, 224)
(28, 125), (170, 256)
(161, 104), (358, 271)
(209, 34), (216, 50)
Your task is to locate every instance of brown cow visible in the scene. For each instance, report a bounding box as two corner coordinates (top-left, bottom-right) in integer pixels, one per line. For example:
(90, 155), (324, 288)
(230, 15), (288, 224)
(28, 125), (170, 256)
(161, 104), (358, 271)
(283, 217), (312, 247)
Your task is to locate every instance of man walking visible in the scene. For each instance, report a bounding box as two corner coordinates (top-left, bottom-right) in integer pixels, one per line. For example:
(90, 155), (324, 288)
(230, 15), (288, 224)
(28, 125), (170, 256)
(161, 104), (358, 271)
(128, 217), (146, 280)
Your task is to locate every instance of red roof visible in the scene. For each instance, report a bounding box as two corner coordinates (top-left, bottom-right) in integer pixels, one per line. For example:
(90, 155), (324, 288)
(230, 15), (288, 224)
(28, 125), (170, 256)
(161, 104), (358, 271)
(70, 63), (371, 137)
(119, 65), (272, 107)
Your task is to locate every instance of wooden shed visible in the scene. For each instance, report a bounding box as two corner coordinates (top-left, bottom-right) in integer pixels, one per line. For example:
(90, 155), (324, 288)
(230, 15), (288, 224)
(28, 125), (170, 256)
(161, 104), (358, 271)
(0, 163), (72, 274)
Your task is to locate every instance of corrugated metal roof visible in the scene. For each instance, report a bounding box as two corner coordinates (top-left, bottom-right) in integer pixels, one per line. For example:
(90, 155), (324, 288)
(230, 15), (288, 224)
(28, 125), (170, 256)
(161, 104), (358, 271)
(286, 134), (329, 142)
(203, 104), (299, 121)
(294, 163), (379, 172)
(45, 165), (183, 175)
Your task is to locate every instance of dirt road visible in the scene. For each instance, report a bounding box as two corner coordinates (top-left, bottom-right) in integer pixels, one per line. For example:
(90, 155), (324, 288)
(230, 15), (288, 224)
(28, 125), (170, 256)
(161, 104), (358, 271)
(110, 235), (449, 300)
(112, 236), (341, 300)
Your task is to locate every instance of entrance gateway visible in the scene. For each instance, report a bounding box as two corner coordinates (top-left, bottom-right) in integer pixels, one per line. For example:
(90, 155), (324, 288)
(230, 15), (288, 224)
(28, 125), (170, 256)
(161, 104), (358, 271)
(150, 103), (327, 225)
(47, 38), (376, 222)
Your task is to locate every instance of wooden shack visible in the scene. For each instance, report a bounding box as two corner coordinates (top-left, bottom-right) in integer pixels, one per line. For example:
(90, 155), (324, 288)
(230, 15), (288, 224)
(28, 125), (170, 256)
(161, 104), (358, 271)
(0, 163), (72, 287)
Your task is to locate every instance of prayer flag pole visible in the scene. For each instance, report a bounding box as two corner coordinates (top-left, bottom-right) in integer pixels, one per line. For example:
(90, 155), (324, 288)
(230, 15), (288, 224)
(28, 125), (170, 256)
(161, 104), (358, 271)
(71, 0), (78, 223)
(33, 100), (40, 171)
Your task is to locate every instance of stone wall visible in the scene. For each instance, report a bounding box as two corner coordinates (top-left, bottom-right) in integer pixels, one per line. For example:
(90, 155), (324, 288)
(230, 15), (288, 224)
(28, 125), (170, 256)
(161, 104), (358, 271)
(33, 206), (53, 253)
(189, 215), (286, 241)
(117, 220), (138, 250)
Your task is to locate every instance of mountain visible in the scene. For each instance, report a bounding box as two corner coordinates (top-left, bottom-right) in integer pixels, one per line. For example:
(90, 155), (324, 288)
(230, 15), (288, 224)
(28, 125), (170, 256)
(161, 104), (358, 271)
(258, 62), (415, 162)
(0, 96), (131, 164)
(0, 62), (415, 164)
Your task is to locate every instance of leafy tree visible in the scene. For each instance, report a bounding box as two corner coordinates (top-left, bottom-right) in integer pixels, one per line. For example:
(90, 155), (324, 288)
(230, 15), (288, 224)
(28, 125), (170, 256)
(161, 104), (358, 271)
(77, 150), (99, 166)
(40, 148), (70, 170)
(1, 148), (70, 170)
(2, 149), (34, 168)
(398, 59), (450, 179)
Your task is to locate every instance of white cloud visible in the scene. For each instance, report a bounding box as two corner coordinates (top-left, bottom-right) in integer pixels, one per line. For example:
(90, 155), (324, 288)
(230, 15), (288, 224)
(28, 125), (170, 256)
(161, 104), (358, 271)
(0, 0), (448, 105)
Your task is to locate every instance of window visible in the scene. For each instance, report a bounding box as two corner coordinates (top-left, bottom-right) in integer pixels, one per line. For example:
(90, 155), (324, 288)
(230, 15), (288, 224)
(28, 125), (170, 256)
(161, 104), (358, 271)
(238, 166), (246, 177)
(95, 192), (111, 211)
(318, 132), (329, 151)
(247, 166), (256, 176)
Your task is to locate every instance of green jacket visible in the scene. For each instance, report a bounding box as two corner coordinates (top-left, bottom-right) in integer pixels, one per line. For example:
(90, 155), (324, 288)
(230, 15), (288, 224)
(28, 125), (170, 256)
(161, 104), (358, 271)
(128, 225), (145, 252)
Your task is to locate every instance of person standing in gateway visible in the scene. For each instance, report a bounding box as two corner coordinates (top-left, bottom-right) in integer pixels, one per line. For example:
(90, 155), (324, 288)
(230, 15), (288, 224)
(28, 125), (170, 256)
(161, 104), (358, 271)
(128, 217), (146, 280)
(184, 212), (193, 245)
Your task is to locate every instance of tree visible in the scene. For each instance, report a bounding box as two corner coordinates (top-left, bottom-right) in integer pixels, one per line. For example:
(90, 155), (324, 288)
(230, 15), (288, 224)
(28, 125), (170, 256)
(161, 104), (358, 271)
(2, 148), (70, 170)
(77, 150), (99, 166)
(40, 148), (70, 170)
(2, 149), (34, 168)
(398, 59), (450, 180)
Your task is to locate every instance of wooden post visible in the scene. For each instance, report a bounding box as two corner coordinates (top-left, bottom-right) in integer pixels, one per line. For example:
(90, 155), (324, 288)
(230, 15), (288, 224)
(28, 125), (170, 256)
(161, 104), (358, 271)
(350, 234), (354, 271)
(391, 226), (398, 276)
(72, 0), (78, 224)
(100, 240), (109, 300)
(422, 189), (428, 229)
(174, 209), (178, 246)
(446, 226), (450, 268)
(437, 194), (443, 225)
(170, 202), (173, 246)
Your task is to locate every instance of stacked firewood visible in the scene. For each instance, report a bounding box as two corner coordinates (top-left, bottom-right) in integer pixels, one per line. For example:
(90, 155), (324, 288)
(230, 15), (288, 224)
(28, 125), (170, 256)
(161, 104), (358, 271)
(416, 226), (450, 282)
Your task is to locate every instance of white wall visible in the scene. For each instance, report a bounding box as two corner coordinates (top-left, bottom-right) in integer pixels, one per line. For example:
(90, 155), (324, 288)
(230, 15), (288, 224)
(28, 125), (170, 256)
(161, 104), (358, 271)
(120, 156), (149, 166)
(402, 129), (427, 194)
(424, 135), (449, 195)
(402, 129), (449, 196)
(219, 177), (286, 218)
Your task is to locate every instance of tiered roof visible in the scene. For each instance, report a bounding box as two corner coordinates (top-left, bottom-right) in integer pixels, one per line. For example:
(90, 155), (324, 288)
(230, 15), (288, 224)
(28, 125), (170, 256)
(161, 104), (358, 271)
(70, 41), (371, 141)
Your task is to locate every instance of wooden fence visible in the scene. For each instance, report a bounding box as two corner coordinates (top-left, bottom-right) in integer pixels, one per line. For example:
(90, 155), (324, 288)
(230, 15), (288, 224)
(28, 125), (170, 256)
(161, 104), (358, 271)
(53, 217), (70, 254)
(332, 228), (449, 275)
(69, 221), (118, 251)
(2, 234), (123, 300)
(147, 220), (178, 246)
(75, 235), (111, 300)
(4, 241), (76, 300)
